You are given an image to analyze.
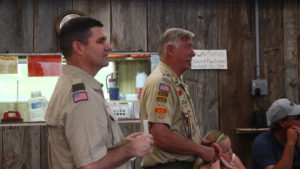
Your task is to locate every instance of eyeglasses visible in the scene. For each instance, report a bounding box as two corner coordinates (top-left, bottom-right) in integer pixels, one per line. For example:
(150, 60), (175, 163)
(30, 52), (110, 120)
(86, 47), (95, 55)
(283, 115), (300, 121)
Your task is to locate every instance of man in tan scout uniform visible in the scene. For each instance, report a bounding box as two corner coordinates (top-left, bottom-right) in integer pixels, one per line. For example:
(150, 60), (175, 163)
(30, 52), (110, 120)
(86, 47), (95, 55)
(140, 28), (219, 169)
(45, 17), (153, 169)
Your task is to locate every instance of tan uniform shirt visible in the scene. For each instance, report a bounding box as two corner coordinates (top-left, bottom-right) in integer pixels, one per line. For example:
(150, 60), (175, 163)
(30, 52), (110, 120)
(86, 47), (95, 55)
(45, 65), (130, 169)
(141, 62), (201, 167)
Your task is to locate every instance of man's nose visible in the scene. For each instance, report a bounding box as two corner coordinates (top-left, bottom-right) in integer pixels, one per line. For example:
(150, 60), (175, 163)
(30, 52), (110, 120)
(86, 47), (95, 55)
(105, 42), (112, 51)
(190, 50), (195, 57)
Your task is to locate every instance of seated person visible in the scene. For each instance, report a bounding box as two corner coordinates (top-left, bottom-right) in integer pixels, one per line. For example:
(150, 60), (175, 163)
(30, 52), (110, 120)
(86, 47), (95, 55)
(196, 130), (246, 169)
(252, 98), (300, 169)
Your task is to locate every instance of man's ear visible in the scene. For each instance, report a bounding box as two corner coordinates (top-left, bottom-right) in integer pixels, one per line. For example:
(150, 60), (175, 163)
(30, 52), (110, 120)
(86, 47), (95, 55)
(278, 119), (288, 128)
(72, 41), (84, 55)
(166, 44), (175, 57)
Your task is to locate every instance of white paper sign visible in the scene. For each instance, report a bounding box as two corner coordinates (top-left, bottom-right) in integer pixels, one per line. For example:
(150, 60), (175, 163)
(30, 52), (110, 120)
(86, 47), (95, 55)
(192, 50), (227, 69)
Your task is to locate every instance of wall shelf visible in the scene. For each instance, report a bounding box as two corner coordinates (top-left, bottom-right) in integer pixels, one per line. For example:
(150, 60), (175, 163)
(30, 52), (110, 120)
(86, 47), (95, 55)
(235, 127), (269, 134)
(108, 57), (150, 61)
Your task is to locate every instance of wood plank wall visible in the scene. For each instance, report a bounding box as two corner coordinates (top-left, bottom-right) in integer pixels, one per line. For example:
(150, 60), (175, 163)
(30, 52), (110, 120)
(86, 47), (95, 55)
(217, 1), (256, 166)
(0, 126), (48, 169)
(1, 0), (300, 169)
(0, 127), (2, 169)
(184, 0), (219, 137)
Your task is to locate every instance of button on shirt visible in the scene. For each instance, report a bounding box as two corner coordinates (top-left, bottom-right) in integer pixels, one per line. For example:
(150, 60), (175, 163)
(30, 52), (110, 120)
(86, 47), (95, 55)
(45, 65), (130, 169)
(140, 62), (201, 167)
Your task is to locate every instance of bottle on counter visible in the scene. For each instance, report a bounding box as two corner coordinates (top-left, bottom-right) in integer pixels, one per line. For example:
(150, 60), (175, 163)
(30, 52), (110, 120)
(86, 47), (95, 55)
(136, 72), (147, 100)
(28, 91), (48, 121)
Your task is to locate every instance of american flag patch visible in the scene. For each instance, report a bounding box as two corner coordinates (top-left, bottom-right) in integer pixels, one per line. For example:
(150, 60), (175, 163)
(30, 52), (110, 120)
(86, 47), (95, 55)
(72, 92), (88, 103)
(159, 83), (170, 92)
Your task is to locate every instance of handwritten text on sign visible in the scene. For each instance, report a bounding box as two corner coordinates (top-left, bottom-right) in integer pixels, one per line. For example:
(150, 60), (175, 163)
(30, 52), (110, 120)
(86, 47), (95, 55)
(192, 50), (227, 69)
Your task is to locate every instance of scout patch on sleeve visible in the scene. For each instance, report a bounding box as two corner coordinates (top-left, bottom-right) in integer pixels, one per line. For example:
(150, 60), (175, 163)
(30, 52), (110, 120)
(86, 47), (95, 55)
(72, 83), (85, 92)
(158, 90), (168, 97)
(159, 83), (170, 92)
(154, 107), (167, 114)
(162, 74), (172, 82)
(72, 92), (88, 103)
(157, 96), (167, 103)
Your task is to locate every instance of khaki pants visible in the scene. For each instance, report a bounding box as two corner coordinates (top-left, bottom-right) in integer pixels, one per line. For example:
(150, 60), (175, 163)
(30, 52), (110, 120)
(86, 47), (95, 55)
(143, 161), (194, 169)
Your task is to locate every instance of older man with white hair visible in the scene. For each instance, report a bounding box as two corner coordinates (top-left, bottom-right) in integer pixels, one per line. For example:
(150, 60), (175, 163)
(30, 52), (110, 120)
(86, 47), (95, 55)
(140, 28), (219, 169)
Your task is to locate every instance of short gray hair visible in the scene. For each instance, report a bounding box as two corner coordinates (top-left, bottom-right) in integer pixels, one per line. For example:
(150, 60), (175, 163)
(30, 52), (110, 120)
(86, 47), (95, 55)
(158, 28), (195, 57)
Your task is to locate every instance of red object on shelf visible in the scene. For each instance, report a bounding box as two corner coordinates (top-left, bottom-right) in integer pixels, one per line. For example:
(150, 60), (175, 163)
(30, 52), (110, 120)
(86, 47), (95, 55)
(108, 54), (129, 58)
(143, 54), (151, 57)
(131, 54), (151, 58)
(2, 111), (23, 122)
(137, 88), (143, 100)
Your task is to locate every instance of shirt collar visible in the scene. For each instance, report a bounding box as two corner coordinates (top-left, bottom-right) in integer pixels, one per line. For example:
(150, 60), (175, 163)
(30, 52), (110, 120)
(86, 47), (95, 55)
(62, 65), (103, 90)
(159, 61), (185, 84)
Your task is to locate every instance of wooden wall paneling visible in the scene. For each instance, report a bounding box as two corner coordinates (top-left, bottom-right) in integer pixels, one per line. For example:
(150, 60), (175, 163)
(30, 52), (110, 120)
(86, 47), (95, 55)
(56, 0), (73, 52)
(29, 126), (41, 169)
(232, 1), (256, 167)
(186, 0), (217, 49)
(41, 125), (49, 169)
(33, 0), (58, 52)
(184, 0), (218, 137)
(88, 0), (110, 44)
(57, 0), (73, 14)
(2, 126), (41, 169)
(147, 0), (187, 51)
(0, 127), (2, 169)
(259, 0), (284, 105)
(73, 0), (89, 13)
(0, 0), (33, 53)
(73, 0), (111, 44)
(217, 0), (255, 168)
(298, 0), (300, 100)
(111, 0), (147, 51)
(283, 0), (299, 102)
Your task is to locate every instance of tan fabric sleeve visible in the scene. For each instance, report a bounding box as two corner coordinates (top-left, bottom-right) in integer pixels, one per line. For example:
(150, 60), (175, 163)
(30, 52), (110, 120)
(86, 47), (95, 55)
(65, 90), (109, 167)
(143, 78), (177, 127)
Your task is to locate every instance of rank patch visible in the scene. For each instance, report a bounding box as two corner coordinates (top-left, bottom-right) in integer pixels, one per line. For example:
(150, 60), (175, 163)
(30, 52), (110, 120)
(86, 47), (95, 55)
(158, 91), (168, 97)
(159, 83), (170, 92)
(157, 97), (167, 103)
(155, 108), (167, 114)
(73, 92), (88, 103)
